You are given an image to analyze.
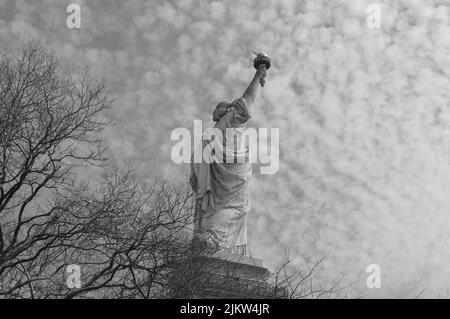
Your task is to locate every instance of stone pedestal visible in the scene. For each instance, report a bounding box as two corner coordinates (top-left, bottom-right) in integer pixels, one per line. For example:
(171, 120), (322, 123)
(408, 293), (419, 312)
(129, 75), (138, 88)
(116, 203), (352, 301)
(170, 252), (287, 299)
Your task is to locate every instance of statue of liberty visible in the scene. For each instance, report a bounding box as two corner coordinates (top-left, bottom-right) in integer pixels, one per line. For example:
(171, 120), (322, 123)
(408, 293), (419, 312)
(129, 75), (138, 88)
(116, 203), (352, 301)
(190, 53), (270, 256)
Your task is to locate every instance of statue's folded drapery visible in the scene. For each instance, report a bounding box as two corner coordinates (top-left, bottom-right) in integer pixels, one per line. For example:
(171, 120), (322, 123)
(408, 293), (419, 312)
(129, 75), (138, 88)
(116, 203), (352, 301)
(190, 97), (251, 255)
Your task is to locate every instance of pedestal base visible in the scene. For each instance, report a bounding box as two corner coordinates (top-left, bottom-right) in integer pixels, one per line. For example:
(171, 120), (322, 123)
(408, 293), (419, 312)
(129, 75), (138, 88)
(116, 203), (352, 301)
(169, 253), (287, 299)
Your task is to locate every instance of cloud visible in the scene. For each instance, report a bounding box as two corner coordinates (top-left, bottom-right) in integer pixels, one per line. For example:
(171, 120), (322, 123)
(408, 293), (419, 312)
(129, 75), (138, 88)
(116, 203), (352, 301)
(4, 0), (450, 297)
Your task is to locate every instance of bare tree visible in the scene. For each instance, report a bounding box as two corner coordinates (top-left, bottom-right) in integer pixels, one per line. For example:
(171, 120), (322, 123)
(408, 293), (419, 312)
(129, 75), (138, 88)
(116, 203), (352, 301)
(36, 163), (193, 299)
(0, 41), (347, 299)
(267, 253), (351, 299)
(0, 41), (198, 299)
(0, 40), (108, 297)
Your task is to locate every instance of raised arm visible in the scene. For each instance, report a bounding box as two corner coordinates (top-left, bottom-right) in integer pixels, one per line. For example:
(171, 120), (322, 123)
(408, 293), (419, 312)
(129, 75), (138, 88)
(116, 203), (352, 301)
(242, 65), (267, 106)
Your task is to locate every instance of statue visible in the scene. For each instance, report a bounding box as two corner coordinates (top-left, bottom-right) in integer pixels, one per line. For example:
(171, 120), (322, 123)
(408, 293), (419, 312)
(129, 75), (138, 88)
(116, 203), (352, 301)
(190, 52), (270, 256)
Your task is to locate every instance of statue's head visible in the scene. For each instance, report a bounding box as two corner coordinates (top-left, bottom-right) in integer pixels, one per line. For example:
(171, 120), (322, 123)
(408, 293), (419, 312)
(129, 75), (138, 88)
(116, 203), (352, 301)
(212, 101), (230, 122)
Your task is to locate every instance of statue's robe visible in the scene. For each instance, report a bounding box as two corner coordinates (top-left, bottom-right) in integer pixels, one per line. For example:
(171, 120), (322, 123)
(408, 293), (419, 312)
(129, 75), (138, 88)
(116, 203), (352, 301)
(190, 97), (251, 255)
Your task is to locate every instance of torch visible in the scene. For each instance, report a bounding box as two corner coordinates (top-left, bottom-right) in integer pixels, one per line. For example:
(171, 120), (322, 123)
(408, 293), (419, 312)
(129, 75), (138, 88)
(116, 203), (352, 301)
(252, 51), (271, 87)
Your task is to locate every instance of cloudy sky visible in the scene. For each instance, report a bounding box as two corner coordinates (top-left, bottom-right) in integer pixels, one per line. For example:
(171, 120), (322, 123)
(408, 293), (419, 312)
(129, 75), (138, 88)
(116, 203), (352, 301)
(2, 0), (450, 298)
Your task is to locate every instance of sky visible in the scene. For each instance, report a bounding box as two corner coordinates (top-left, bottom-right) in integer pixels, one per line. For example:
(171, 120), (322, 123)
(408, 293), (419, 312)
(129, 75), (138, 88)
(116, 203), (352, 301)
(2, 0), (450, 298)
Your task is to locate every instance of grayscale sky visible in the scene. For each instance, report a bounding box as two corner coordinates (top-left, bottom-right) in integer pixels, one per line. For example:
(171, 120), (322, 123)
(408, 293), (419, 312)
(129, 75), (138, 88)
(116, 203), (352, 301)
(2, 0), (450, 298)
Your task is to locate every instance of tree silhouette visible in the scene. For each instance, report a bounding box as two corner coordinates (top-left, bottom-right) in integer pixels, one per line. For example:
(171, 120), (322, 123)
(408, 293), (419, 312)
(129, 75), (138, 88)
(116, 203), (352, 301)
(0, 41), (346, 299)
